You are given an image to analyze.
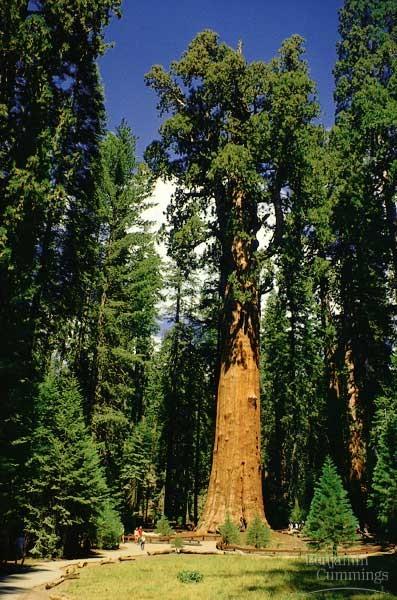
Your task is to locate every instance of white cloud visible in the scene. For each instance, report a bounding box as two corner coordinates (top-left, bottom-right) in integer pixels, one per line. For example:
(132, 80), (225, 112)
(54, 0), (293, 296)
(143, 178), (174, 260)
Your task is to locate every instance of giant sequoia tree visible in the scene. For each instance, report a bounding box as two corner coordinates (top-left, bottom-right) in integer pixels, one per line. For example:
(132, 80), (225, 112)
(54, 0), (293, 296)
(145, 31), (318, 531)
(330, 0), (396, 517)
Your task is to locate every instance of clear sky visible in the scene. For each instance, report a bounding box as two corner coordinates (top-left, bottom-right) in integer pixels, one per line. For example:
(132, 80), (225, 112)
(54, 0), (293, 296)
(100, 0), (344, 157)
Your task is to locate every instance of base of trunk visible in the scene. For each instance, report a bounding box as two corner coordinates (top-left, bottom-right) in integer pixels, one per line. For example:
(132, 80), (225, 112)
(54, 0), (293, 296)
(196, 303), (266, 534)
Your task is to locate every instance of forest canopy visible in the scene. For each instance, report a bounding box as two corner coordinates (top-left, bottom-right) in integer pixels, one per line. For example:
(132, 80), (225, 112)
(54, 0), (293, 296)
(0, 0), (396, 556)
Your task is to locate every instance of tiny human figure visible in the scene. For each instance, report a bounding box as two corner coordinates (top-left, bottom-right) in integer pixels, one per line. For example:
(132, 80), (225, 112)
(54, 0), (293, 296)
(137, 526), (143, 542)
(362, 524), (373, 540)
(134, 528), (139, 544)
(82, 535), (91, 555)
(15, 533), (26, 566)
(239, 516), (247, 532)
(139, 533), (146, 551)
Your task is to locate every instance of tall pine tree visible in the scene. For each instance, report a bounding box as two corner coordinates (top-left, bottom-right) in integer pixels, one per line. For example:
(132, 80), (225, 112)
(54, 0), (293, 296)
(0, 0), (121, 529)
(330, 0), (396, 517)
(91, 122), (162, 506)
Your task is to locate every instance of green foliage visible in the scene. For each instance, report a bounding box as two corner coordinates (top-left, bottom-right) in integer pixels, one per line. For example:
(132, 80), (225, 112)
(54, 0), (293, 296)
(91, 121), (162, 519)
(246, 515), (271, 549)
(155, 516), (174, 536)
(1, 3), (396, 555)
(369, 378), (397, 540)
(0, 0), (120, 530)
(28, 516), (59, 559)
(304, 457), (359, 556)
(289, 499), (305, 524)
(177, 570), (203, 583)
(219, 514), (240, 546)
(261, 286), (327, 526)
(171, 535), (184, 551)
(159, 315), (214, 524)
(146, 29), (321, 531)
(329, 0), (396, 517)
(22, 371), (110, 557)
(121, 416), (159, 523)
(96, 502), (124, 550)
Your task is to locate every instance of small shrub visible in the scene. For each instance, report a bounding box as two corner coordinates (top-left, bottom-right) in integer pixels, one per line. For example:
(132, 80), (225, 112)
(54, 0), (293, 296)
(177, 570), (203, 583)
(171, 535), (184, 552)
(219, 513), (240, 546)
(96, 503), (123, 550)
(155, 515), (173, 536)
(246, 514), (270, 548)
(290, 498), (305, 523)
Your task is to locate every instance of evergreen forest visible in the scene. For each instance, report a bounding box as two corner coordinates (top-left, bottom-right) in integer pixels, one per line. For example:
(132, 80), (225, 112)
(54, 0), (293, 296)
(0, 0), (396, 558)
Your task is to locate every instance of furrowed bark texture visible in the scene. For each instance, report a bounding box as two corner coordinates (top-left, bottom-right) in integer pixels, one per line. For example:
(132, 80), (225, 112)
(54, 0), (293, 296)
(197, 190), (266, 533)
(345, 349), (366, 500)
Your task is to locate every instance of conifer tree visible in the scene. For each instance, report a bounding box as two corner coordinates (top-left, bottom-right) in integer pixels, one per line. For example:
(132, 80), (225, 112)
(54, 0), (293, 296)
(159, 320), (213, 524)
(304, 457), (358, 556)
(146, 258), (215, 526)
(0, 0), (120, 529)
(290, 499), (305, 524)
(87, 122), (163, 532)
(91, 122), (161, 501)
(261, 281), (326, 526)
(146, 30), (319, 532)
(246, 514), (270, 548)
(219, 514), (240, 546)
(369, 359), (397, 540)
(22, 372), (111, 558)
(121, 416), (159, 525)
(330, 0), (396, 515)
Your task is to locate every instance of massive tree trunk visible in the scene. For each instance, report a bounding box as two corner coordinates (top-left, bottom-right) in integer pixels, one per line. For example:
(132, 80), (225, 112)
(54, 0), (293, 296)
(384, 192), (397, 293)
(344, 347), (367, 519)
(197, 189), (266, 533)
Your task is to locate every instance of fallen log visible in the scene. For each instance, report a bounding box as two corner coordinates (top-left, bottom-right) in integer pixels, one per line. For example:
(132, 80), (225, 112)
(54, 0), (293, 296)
(46, 577), (65, 590)
(46, 573), (79, 590)
(65, 565), (78, 575)
(100, 558), (116, 565)
(219, 543), (299, 555)
(118, 555), (136, 562)
(180, 548), (220, 555)
(77, 560), (88, 568)
(147, 548), (173, 556)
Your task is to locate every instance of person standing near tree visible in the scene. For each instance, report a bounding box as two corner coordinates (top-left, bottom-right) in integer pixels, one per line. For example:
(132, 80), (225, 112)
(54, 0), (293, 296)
(140, 532), (146, 551)
(14, 532), (26, 566)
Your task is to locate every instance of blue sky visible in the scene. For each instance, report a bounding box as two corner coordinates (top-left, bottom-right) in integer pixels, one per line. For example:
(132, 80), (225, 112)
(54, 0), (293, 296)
(100, 0), (344, 157)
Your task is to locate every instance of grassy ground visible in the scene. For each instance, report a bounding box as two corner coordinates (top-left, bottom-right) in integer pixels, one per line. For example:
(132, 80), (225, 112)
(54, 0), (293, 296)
(239, 529), (308, 550)
(64, 554), (397, 600)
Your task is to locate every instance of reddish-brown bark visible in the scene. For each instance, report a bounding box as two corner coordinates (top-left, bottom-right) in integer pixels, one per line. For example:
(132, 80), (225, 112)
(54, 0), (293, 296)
(197, 190), (266, 533)
(345, 348), (366, 492)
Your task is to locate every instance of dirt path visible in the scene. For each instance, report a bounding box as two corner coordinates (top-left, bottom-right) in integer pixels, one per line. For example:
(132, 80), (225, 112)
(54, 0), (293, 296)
(0, 543), (146, 599)
(0, 541), (220, 599)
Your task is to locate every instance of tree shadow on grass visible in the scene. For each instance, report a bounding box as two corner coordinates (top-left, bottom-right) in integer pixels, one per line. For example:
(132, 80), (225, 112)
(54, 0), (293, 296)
(227, 555), (397, 599)
(294, 555), (396, 598)
(0, 564), (57, 598)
